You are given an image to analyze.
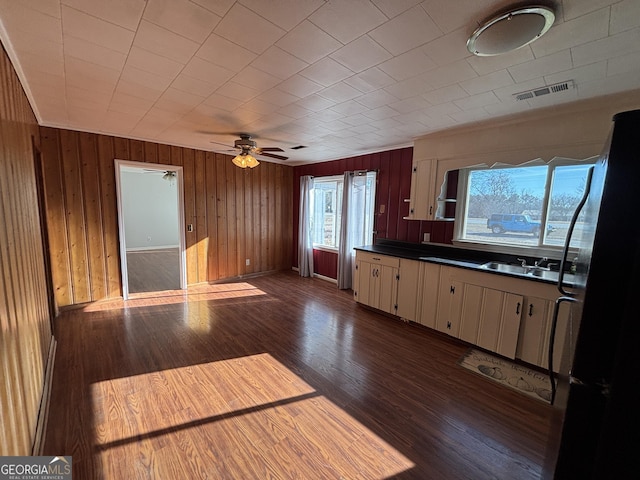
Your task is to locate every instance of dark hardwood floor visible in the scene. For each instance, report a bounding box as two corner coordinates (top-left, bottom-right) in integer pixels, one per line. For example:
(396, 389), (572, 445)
(44, 271), (553, 479)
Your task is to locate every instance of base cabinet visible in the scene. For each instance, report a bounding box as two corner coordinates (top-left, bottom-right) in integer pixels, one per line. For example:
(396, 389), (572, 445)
(354, 251), (399, 315)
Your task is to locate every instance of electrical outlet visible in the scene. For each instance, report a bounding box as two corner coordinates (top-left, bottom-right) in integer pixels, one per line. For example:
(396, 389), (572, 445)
(187, 224), (193, 232)
(246, 259), (250, 266)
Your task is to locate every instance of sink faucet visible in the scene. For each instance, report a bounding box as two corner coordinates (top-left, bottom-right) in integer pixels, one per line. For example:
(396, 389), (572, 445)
(517, 258), (528, 267)
(534, 257), (548, 267)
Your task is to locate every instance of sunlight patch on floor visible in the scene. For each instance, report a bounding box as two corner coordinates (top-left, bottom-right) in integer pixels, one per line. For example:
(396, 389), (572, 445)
(90, 353), (414, 478)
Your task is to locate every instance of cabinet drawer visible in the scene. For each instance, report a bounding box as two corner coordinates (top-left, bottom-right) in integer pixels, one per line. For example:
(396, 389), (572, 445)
(356, 251), (400, 268)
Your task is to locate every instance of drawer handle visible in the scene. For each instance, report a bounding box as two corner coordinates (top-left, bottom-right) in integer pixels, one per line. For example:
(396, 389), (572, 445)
(529, 303), (534, 317)
(516, 302), (521, 315)
(372, 257), (381, 260)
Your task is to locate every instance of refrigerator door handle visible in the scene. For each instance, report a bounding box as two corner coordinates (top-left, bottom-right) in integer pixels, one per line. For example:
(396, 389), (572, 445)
(557, 166), (594, 296)
(549, 295), (578, 405)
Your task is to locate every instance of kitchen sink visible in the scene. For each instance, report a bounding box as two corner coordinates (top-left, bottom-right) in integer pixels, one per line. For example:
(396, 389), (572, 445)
(480, 261), (562, 282)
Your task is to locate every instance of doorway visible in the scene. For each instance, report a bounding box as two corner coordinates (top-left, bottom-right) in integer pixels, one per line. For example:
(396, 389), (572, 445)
(115, 160), (187, 299)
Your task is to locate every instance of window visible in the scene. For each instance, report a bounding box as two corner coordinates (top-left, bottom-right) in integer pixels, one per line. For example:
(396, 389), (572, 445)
(310, 172), (376, 250)
(457, 158), (596, 251)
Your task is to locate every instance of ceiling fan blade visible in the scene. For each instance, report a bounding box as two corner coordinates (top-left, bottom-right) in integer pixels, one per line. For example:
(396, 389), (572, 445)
(256, 147), (284, 152)
(259, 152), (289, 161)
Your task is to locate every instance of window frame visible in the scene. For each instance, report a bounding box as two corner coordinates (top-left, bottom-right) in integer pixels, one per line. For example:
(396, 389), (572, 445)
(452, 156), (598, 257)
(311, 175), (343, 252)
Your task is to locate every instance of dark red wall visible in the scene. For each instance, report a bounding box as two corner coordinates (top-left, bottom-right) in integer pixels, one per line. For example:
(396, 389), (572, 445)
(292, 147), (454, 278)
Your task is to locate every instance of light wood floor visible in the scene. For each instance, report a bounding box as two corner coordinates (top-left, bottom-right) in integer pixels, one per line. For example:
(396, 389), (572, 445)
(44, 271), (553, 479)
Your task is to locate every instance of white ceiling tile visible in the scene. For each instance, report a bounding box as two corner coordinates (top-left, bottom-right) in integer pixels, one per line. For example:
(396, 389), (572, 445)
(317, 82), (361, 103)
(62, 6), (134, 53)
(344, 67), (395, 93)
(383, 75), (432, 99)
(131, 111), (178, 138)
(203, 93), (244, 111)
(378, 47), (437, 81)
(238, 99), (280, 115)
(277, 103), (313, 119)
(309, 0), (387, 44)
(607, 51), (640, 76)
(196, 33), (257, 72)
(113, 80), (164, 102)
(362, 105), (399, 120)
(231, 66), (281, 92)
(545, 61), (607, 86)
(18, 0), (61, 18)
(454, 91), (500, 110)
(531, 9), (609, 58)
(239, 0), (324, 31)
(171, 73), (220, 98)
(611, 0), (640, 34)
(67, 85), (112, 109)
(330, 35), (392, 73)
(572, 28), (640, 67)
(190, 0), (235, 18)
(61, 0), (145, 31)
(295, 94), (336, 112)
(371, 0), (422, 19)
(16, 51), (64, 78)
(255, 88), (299, 107)
(120, 63), (173, 91)
(181, 57), (235, 86)
(338, 112), (370, 125)
(369, 5), (442, 56)
(1, 2), (62, 43)
(422, 59), (478, 89)
(422, 84), (469, 106)
(276, 74), (323, 97)
(299, 57), (354, 87)
(483, 100), (531, 117)
(126, 46), (185, 79)
(577, 69), (640, 98)
(110, 92), (156, 115)
(65, 56), (121, 91)
(449, 106), (490, 123)
(64, 36), (127, 71)
(390, 96), (431, 114)
(508, 50), (573, 83)
(331, 100), (371, 116)
(369, 117), (403, 130)
(9, 28), (62, 58)
(213, 3), (285, 54)
(216, 81), (261, 102)
(424, 27), (472, 67)
(422, 102), (463, 118)
(466, 46), (535, 76)
(144, 0), (220, 43)
(276, 20), (342, 64)
(154, 88), (205, 114)
(356, 89), (399, 109)
(561, 0), (618, 21)
(133, 21), (200, 64)
(421, 0), (495, 34)
(250, 47), (308, 80)
(460, 69), (514, 96)
(101, 109), (141, 132)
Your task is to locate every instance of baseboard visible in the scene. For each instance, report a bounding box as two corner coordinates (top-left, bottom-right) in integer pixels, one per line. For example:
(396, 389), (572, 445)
(31, 336), (57, 455)
(290, 266), (338, 284)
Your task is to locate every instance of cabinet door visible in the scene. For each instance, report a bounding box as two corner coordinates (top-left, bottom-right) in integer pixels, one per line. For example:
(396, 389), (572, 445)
(378, 265), (399, 315)
(397, 259), (420, 321)
(458, 284), (483, 344)
(355, 260), (375, 306)
(407, 158), (437, 220)
(497, 293), (524, 359)
(435, 270), (462, 337)
(418, 262), (441, 328)
(517, 296), (550, 367)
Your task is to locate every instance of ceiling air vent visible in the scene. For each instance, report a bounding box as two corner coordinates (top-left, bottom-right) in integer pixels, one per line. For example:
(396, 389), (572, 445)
(291, 145), (307, 150)
(513, 80), (575, 101)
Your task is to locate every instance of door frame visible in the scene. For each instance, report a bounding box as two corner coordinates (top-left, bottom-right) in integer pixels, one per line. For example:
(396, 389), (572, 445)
(114, 159), (187, 299)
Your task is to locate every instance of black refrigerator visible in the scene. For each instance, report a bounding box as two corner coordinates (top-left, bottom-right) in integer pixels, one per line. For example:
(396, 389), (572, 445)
(543, 109), (640, 478)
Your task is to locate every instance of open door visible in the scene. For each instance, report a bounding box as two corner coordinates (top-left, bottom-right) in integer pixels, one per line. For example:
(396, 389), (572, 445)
(114, 160), (187, 299)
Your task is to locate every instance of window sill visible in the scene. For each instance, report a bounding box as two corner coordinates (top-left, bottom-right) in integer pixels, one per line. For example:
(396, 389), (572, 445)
(451, 238), (578, 260)
(313, 245), (339, 254)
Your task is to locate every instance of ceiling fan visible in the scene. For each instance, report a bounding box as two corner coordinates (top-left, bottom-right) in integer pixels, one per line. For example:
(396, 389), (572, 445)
(211, 134), (288, 168)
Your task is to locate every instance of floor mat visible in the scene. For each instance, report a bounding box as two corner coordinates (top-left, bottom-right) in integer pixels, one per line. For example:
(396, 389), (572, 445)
(458, 348), (553, 403)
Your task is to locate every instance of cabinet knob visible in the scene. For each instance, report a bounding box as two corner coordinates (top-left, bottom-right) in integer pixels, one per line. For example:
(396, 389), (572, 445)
(450, 285), (455, 294)
(447, 321), (451, 330)
(516, 302), (521, 315)
(529, 303), (534, 317)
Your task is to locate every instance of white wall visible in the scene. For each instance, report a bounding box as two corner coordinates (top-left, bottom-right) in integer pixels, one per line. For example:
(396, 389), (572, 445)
(120, 170), (179, 250)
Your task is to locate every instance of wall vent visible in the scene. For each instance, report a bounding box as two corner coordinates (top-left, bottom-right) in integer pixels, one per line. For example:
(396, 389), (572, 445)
(513, 80), (575, 101)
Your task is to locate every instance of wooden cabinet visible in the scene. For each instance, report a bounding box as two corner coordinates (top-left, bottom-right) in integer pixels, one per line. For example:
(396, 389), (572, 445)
(405, 158), (438, 220)
(397, 259), (421, 322)
(417, 262), (441, 329)
(354, 251), (399, 315)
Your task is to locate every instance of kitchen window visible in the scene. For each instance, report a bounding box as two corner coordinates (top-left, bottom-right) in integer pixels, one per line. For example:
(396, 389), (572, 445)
(455, 158), (596, 252)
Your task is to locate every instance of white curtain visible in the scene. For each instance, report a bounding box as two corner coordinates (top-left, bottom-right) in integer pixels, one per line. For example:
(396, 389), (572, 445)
(337, 172), (368, 289)
(298, 175), (314, 277)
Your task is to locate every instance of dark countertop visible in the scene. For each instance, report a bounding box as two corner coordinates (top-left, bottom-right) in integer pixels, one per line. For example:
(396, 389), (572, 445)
(355, 239), (576, 287)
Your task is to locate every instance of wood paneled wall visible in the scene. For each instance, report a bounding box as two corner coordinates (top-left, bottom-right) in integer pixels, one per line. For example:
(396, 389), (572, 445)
(0, 44), (52, 455)
(39, 128), (293, 307)
(293, 148), (453, 279)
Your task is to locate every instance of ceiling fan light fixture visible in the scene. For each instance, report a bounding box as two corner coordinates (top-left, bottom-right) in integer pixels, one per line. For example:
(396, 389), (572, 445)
(232, 153), (259, 168)
(467, 5), (555, 56)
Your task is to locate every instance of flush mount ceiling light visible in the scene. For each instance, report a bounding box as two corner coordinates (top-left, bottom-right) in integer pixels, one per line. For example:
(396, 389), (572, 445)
(232, 152), (259, 168)
(467, 5), (555, 56)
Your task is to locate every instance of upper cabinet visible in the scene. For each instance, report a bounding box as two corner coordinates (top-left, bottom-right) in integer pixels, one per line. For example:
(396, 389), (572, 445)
(405, 157), (437, 221)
